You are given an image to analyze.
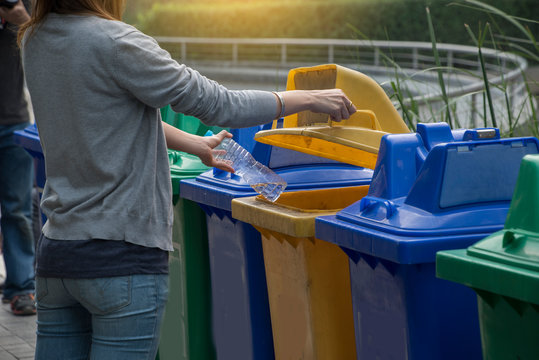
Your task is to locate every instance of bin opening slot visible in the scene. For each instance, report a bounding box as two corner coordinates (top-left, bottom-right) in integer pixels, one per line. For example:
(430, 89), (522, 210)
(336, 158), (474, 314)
(256, 185), (370, 212)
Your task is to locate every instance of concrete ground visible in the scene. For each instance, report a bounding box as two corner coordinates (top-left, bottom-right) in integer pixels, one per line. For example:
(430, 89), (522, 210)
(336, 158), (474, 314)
(0, 256), (36, 360)
(0, 303), (35, 360)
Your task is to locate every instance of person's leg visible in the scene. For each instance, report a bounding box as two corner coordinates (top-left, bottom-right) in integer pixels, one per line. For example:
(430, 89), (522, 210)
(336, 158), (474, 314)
(66, 274), (169, 360)
(0, 124), (35, 304)
(34, 277), (92, 360)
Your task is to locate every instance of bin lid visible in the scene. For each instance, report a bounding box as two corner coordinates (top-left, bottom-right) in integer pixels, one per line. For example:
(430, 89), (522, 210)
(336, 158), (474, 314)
(13, 124), (43, 154)
(232, 185), (369, 238)
(315, 124), (539, 264)
(169, 150), (210, 197)
(180, 164), (373, 212)
(181, 122), (375, 211)
(161, 105), (226, 136)
(254, 64), (410, 169)
(436, 156), (539, 304)
(169, 150), (209, 180)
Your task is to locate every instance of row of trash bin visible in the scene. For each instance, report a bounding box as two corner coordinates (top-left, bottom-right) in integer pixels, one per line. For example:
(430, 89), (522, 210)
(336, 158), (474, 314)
(14, 64), (539, 360)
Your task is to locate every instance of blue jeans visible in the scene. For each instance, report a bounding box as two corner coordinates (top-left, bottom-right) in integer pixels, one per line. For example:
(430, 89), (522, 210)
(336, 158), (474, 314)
(0, 122), (35, 300)
(35, 274), (169, 360)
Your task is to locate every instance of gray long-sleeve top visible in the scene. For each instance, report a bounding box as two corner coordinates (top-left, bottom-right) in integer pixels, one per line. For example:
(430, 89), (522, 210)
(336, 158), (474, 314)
(22, 14), (277, 251)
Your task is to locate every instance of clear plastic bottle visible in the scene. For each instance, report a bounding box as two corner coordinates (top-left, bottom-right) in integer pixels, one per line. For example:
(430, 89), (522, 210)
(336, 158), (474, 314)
(214, 137), (287, 202)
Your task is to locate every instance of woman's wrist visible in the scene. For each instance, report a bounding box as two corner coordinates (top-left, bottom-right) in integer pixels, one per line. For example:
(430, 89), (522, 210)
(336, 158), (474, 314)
(272, 91), (285, 119)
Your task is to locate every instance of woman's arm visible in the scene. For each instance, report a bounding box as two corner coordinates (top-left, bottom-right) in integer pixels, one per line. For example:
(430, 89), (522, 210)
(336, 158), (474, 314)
(163, 88), (357, 173)
(163, 122), (235, 173)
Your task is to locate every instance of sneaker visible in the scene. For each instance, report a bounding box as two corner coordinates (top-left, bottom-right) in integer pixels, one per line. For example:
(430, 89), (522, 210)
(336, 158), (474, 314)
(10, 294), (36, 316)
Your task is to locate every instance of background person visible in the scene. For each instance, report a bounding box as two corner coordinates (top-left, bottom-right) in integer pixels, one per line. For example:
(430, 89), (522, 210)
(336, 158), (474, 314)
(18, 0), (357, 358)
(0, 0), (36, 316)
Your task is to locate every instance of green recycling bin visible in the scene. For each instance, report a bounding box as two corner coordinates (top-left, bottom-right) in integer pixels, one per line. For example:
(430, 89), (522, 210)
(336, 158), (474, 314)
(437, 154), (539, 360)
(158, 106), (225, 360)
(161, 105), (224, 136)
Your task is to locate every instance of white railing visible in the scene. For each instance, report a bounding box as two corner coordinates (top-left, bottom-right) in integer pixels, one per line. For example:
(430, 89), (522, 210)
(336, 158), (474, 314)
(154, 37), (531, 130)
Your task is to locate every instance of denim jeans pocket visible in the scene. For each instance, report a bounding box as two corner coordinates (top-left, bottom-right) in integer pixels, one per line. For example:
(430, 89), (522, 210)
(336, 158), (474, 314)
(35, 277), (48, 301)
(76, 276), (132, 316)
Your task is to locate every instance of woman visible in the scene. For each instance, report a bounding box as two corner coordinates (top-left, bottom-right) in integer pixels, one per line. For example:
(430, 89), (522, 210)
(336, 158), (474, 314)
(19, 0), (356, 359)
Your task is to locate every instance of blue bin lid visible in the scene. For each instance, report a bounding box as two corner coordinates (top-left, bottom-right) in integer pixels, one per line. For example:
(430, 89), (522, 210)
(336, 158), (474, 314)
(181, 123), (374, 210)
(181, 131), (375, 211)
(315, 123), (539, 264)
(13, 124), (43, 154)
(181, 163), (373, 212)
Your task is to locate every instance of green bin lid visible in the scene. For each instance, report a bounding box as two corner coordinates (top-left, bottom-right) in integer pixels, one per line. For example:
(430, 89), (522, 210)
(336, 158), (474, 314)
(437, 154), (539, 305)
(168, 150), (209, 196)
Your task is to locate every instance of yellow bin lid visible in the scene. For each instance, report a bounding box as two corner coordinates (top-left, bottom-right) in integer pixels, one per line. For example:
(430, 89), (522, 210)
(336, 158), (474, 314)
(255, 64), (410, 169)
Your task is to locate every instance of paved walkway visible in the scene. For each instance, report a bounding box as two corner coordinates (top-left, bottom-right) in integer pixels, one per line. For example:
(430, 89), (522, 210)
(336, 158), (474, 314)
(0, 256), (36, 360)
(0, 303), (36, 360)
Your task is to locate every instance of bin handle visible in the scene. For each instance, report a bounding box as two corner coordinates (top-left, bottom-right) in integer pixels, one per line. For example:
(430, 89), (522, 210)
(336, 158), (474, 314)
(359, 196), (397, 217)
(462, 128), (500, 141)
(329, 109), (382, 130)
(502, 230), (526, 248)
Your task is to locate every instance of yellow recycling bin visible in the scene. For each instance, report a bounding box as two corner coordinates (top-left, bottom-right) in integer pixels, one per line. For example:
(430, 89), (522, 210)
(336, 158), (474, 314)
(255, 64), (410, 169)
(232, 186), (369, 360)
(231, 64), (408, 359)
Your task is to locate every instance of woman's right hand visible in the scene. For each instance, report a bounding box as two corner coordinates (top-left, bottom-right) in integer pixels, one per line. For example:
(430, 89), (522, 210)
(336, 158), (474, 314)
(278, 89), (357, 122)
(308, 89), (357, 122)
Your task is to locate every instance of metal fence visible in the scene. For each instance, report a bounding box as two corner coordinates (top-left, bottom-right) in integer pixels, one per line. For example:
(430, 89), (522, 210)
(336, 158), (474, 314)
(154, 37), (532, 131)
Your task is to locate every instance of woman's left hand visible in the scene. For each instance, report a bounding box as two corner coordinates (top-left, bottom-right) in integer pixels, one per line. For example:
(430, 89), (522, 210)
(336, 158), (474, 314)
(197, 130), (236, 173)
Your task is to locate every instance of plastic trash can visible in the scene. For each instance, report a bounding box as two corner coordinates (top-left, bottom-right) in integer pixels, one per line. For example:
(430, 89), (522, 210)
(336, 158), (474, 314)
(232, 186), (369, 359)
(14, 124), (46, 224)
(180, 64), (410, 359)
(437, 154), (539, 360)
(14, 124), (44, 190)
(180, 147), (374, 360)
(315, 123), (539, 360)
(157, 108), (227, 360)
(158, 149), (216, 360)
(161, 105), (225, 137)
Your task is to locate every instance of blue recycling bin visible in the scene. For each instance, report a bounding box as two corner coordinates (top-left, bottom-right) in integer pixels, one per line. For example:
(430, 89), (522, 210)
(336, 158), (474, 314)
(14, 124), (45, 191)
(14, 124), (47, 225)
(315, 123), (539, 360)
(180, 124), (374, 360)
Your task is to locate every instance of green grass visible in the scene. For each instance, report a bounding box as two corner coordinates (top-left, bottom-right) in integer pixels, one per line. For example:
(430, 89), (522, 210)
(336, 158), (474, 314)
(346, 1), (538, 136)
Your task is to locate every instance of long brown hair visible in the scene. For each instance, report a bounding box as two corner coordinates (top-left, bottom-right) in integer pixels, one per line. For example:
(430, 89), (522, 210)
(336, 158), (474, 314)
(18, 0), (125, 46)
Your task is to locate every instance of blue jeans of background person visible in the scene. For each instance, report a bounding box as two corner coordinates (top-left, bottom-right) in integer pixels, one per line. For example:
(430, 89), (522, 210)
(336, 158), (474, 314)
(35, 274), (169, 360)
(0, 122), (35, 300)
